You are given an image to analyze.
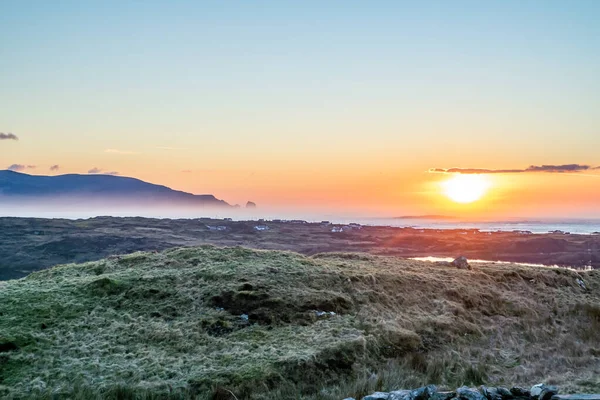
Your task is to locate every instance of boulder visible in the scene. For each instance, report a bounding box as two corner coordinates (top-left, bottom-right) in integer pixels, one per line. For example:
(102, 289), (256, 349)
(551, 396), (600, 400)
(451, 256), (471, 270)
(457, 386), (484, 400)
(363, 393), (391, 400)
(496, 387), (515, 399)
(531, 384), (545, 398)
(539, 387), (559, 400)
(390, 390), (413, 400)
(432, 392), (457, 400)
(412, 385), (437, 400)
(481, 386), (503, 400)
(509, 387), (530, 398)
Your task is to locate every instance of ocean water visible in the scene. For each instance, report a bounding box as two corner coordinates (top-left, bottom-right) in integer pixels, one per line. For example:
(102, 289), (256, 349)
(353, 218), (600, 235)
(2, 208), (599, 234)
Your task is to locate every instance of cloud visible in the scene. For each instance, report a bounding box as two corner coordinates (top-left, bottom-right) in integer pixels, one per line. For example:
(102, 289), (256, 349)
(7, 164), (36, 172)
(181, 169), (193, 173)
(105, 149), (138, 155)
(430, 164), (595, 174)
(0, 132), (18, 141)
(50, 165), (60, 171)
(88, 167), (119, 175)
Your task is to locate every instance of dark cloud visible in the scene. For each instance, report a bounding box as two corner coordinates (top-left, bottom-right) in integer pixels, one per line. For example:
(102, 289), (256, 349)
(50, 165), (60, 171)
(430, 164), (595, 174)
(0, 132), (18, 141)
(7, 164), (36, 172)
(88, 167), (119, 175)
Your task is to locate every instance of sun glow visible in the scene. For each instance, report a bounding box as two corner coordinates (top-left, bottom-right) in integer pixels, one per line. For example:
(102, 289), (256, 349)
(442, 174), (491, 204)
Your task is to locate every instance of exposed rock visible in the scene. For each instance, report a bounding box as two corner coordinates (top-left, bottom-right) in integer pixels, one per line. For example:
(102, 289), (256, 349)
(510, 387), (530, 398)
(412, 385), (437, 400)
(457, 386), (484, 400)
(363, 393), (391, 400)
(451, 256), (472, 270)
(496, 387), (514, 399)
(481, 386), (503, 400)
(539, 387), (559, 400)
(432, 392), (457, 400)
(551, 396), (600, 400)
(390, 390), (413, 400)
(531, 384), (546, 399)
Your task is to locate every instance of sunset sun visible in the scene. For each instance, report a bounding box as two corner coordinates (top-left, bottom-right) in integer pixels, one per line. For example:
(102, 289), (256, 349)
(442, 174), (491, 204)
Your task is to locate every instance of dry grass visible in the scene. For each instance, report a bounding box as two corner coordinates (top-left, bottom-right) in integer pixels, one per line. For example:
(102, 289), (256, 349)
(0, 245), (599, 399)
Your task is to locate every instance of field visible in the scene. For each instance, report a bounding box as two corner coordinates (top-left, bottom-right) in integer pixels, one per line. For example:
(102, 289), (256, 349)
(1, 216), (599, 281)
(1, 245), (599, 399)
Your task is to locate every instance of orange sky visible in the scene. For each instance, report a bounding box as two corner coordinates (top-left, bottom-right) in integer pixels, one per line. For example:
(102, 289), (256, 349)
(1, 2), (599, 218)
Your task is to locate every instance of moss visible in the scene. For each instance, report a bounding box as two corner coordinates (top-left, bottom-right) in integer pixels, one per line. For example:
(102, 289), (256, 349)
(0, 245), (598, 399)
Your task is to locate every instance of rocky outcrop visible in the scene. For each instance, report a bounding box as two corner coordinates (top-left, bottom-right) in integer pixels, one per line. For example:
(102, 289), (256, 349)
(348, 384), (598, 400)
(451, 256), (471, 270)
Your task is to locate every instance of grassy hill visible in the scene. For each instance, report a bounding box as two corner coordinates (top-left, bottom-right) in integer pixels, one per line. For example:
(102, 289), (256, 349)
(0, 246), (599, 399)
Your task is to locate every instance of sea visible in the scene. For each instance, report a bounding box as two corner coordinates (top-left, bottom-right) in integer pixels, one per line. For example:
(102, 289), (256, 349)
(3, 208), (600, 235)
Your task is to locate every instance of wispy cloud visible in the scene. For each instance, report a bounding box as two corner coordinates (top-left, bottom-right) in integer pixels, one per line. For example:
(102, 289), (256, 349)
(105, 148), (138, 155)
(0, 132), (18, 141)
(430, 164), (596, 174)
(88, 167), (119, 175)
(50, 165), (60, 171)
(181, 169), (193, 173)
(7, 164), (36, 172)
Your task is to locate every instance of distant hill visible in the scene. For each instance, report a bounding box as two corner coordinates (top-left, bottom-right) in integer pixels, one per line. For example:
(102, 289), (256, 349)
(0, 170), (229, 207)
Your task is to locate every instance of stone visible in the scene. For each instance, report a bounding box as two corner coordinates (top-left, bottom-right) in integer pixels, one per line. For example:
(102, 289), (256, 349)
(496, 387), (514, 399)
(551, 396), (600, 400)
(451, 256), (471, 270)
(531, 384), (546, 399)
(343, 398), (357, 400)
(457, 386), (484, 400)
(509, 387), (529, 398)
(389, 390), (413, 400)
(539, 387), (558, 400)
(481, 386), (503, 400)
(363, 393), (391, 400)
(432, 392), (457, 400)
(412, 385), (437, 400)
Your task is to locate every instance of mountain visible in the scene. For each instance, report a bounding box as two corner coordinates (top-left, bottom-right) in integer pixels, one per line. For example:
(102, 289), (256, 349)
(0, 170), (230, 207)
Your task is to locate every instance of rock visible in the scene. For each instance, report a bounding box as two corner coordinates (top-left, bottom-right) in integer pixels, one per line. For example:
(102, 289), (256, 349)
(539, 387), (558, 400)
(457, 386), (484, 400)
(576, 278), (587, 290)
(432, 391), (457, 400)
(509, 387), (529, 398)
(481, 386), (503, 400)
(343, 398), (357, 400)
(245, 201), (257, 208)
(497, 387), (514, 399)
(451, 256), (471, 270)
(412, 385), (437, 400)
(551, 396), (600, 400)
(390, 390), (413, 400)
(363, 393), (391, 400)
(531, 384), (546, 399)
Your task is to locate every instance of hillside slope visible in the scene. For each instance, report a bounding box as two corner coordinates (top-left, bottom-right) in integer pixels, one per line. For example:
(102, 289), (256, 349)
(0, 170), (229, 207)
(0, 246), (599, 399)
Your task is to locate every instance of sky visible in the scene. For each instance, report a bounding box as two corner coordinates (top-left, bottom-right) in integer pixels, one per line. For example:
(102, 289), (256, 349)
(1, 1), (599, 218)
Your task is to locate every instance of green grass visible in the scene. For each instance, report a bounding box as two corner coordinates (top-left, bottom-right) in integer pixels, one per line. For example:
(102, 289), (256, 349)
(0, 246), (599, 399)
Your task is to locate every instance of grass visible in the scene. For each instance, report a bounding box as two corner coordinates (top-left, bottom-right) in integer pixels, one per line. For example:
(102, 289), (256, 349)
(0, 245), (599, 399)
